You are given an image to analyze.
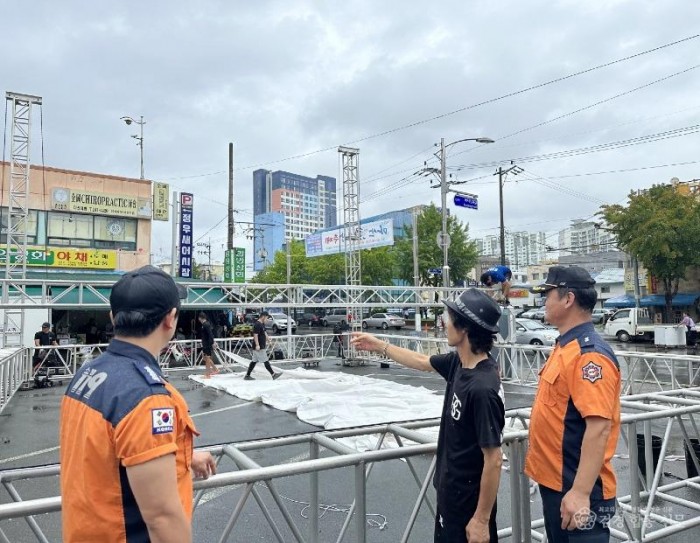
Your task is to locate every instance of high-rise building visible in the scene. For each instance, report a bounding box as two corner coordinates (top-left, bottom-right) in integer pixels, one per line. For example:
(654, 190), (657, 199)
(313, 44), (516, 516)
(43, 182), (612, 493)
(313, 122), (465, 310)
(253, 169), (337, 270)
(475, 231), (548, 266)
(557, 219), (617, 256)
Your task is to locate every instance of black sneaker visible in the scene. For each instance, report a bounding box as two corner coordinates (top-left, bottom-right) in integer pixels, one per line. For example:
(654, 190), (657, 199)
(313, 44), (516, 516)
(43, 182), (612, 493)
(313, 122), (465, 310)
(272, 372), (282, 380)
(244, 375), (254, 381)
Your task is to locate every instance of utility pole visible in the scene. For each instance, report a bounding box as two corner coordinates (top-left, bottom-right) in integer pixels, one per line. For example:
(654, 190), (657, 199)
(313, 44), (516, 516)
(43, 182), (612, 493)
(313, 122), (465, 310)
(170, 191), (179, 277)
(228, 143), (234, 250)
(412, 207), (421, 332)
(439, 138), (450, 289)
(430, 136), (493, 292)
(494, 163), (523, 266)
(498, 166), (506, 266)
(196, 239), (212, 280)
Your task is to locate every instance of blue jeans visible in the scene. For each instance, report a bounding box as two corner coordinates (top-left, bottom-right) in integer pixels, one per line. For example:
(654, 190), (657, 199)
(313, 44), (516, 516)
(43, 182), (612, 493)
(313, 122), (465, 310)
(539, 486), (613, 543)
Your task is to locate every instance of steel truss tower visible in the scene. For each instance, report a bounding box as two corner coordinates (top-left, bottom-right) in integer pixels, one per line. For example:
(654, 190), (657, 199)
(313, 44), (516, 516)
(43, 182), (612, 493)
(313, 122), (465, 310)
(339, 146), (362, 362)
(2, 92), (42, 348)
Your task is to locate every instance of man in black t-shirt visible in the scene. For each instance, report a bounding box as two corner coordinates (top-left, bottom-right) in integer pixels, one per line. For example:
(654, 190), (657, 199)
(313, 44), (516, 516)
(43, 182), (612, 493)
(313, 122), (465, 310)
(352, 289), (505, 543)
(198, 313), (220, 378)
(33, 322), (59, 371)
(244, 312), (281, 380)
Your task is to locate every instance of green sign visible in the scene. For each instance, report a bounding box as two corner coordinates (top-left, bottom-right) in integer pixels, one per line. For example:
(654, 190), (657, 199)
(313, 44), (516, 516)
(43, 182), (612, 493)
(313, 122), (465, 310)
(233, 247), (245, 284)
(0, 247), (52, 265)
(224, 250), (233, 282)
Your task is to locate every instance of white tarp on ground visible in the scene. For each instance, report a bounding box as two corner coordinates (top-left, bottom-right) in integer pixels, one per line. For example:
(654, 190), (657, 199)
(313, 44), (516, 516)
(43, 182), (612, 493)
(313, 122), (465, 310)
(190, 352), (443, 449)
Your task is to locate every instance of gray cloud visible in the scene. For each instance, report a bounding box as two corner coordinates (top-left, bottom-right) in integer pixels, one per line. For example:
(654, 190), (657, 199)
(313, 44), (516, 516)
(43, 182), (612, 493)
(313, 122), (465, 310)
(2, 0), (699, 266)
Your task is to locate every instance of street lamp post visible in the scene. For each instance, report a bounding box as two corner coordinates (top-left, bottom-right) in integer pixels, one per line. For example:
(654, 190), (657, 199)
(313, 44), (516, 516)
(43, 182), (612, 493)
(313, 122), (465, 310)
(438, 136), (494, 289)
(120, 115), (145, 179)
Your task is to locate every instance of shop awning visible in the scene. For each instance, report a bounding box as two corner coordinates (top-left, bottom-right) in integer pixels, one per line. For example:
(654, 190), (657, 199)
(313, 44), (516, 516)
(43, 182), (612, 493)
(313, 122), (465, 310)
(639, 292), (700, 307)
(603, 295), (636, 308)
(186, 287), (230, 306)
(50, 286), (113, 305)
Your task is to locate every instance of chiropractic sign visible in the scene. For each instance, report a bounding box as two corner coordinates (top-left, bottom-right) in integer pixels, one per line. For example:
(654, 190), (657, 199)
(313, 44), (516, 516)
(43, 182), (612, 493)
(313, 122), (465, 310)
(51, 188), (152, 219)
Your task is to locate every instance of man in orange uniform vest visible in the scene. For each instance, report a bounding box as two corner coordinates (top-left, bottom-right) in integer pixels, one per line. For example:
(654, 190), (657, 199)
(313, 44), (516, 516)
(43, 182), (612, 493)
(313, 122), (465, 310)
(60, 266), (217, 543)
(527, 266), (621, 542)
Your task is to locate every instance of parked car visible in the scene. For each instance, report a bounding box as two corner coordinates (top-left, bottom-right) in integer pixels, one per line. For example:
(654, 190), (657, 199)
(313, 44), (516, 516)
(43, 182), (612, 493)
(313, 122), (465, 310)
(362, 313), (406, 330)
(322, 308), (351, 327)
(514, 318), (559, 346)
(301, 312), (323, 327)
(520, 308), (546, 321)
(591, 309), (608, 324)
(243, 312), (260, 324)
(264, 312), (297, 334)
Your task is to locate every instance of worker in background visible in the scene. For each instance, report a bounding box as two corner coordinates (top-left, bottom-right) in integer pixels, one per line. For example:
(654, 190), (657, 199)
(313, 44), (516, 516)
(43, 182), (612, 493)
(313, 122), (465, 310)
(480, 265), (512, 304)
(33, 321), (58, 372)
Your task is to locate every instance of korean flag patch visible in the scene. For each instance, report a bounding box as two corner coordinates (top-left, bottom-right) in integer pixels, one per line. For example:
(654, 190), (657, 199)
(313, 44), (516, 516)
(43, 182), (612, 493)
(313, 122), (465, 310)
(152, 408), (175, 434)
(582, 362), (603, 383)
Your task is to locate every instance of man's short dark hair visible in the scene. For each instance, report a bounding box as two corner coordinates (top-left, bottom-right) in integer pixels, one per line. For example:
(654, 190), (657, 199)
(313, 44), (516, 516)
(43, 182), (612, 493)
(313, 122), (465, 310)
(198, 312), (207, 321)
(259, 311), (270, 318)
(446, 307), (495, 354)
(113, 308), (179, 338)
(480, 272), (492, 285)
(554, 286), (597, 312)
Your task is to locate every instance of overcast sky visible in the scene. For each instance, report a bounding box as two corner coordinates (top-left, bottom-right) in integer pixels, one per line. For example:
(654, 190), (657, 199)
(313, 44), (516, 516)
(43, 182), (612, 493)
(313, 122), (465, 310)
(2, 1), (699, 274)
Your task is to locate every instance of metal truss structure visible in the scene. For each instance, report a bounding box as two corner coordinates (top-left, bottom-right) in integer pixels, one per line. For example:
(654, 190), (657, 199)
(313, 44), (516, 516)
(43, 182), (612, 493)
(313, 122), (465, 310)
(0, 279), (464, 310)
(2, 390), (699, 542)
(4, 330), (699, 414)
(339, 147), (362, 363)
(2, 93), (42, 349)
(495, 344), (700, 394)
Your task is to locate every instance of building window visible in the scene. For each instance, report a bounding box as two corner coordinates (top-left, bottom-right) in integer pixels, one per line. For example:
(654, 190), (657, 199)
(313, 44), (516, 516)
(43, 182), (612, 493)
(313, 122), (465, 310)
(601, 286), (610, 293)
(94, 217), (137, 250)
(47, 212), (93, 247)
(0, 207), (40, 244)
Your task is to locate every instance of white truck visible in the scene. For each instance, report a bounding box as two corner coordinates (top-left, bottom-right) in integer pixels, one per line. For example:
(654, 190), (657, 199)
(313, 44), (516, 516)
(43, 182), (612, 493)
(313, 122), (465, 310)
(604, 307), (656, 342)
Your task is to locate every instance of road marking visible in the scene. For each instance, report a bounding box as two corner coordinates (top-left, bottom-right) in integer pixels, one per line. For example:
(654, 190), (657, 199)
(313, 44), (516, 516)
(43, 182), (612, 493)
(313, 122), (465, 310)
(0, 446), (60, 465)
(191, 402), (255, 418)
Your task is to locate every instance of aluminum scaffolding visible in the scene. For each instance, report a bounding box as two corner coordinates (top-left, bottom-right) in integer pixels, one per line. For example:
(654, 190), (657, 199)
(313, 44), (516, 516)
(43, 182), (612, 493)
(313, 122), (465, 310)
(1, 390), (699, 542)
(339, 147), (362, 365)
(2, 92), (42, 349)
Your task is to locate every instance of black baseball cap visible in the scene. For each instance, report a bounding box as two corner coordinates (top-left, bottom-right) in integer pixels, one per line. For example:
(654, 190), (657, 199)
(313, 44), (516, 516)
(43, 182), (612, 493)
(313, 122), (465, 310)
(443, 288), (502, 333)
(259, 311), (270, 317)
(110, 265), (187, 320)
(531, 265), (596, 293)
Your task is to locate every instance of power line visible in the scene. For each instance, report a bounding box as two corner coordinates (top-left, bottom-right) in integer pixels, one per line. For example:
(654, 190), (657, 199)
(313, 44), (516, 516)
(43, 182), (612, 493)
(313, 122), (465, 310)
(450, 124), (700, 171)
(158, 34), (700, 182)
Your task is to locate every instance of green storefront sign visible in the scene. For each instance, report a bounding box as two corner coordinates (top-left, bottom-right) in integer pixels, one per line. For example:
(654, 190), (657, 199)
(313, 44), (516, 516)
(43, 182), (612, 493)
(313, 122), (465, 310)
(233, 247), (245, 284)
(224, 248), (246, 283)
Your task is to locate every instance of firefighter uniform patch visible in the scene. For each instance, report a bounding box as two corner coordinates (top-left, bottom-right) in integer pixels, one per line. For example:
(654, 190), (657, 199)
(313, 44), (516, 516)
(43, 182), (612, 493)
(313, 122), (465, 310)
(152, 408), (175, 434)
(582, 362), (603, 383)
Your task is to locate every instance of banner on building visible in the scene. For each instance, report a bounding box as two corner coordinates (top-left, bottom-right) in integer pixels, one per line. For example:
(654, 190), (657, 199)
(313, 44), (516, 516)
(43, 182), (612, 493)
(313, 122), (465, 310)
(0, 247), (116, 269)
(305, 218), (394, 258)
(178, 193), (194, 278)
(51, 188), (152, 219)
(152, 182), (170, 221)
(233, 247), (245, 283)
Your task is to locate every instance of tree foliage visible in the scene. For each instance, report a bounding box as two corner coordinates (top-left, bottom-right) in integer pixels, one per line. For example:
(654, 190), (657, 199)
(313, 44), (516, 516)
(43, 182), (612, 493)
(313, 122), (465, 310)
(251, 240), (396, 285)
(599, 184), (700, 319)
(394, 204), (478, 286)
